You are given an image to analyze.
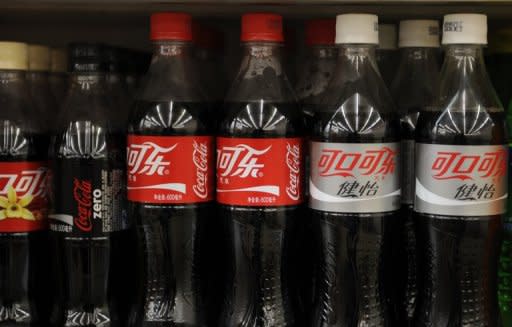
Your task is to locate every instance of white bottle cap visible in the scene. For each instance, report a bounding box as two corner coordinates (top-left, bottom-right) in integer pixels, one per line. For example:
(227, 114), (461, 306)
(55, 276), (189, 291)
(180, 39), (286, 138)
(51, 47), (68, 73)
(442, 14), (487, 45)
(379, 24), (397, 49)
(0, 42), (28, 70)
(28, 44), (51, 72)
(335, 14), (378, 45)
(399, 20), (440, 48)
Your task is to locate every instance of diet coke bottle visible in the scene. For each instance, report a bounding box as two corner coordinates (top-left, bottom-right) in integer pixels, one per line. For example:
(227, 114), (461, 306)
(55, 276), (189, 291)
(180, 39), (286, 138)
(414, 14), (506, 327)
(0, 41), (49, 326)
(48, 43), (131, 326)
(309, 14), (400, 326)
(217, 13), (305, 326)
(127, 13), (213, 326)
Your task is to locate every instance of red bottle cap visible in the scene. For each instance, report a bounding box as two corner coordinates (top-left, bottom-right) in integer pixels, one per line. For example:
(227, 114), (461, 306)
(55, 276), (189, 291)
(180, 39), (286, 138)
(241, 13), (284, 42)
(150, 12), (193, 41)
(305, 19), (336, 46)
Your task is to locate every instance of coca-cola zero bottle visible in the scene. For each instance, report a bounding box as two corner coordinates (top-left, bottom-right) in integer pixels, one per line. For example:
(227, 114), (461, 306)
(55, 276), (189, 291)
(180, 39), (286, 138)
(48, 43), (131, 327)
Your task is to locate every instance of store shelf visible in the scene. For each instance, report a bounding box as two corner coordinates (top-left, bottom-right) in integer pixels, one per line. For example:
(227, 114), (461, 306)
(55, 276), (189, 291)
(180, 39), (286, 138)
(2, 0), (512, 50)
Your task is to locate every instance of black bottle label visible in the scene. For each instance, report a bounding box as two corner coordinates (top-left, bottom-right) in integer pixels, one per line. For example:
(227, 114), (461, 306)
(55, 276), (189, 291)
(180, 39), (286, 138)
(49, 159), (127, 236)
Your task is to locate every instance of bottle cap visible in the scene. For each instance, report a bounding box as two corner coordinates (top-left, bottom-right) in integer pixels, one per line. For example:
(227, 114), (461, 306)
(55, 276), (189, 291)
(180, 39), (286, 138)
(399, 20), (440, 48)
(335, 14), (378, 45)
(442, 13), (487, 45)
(51, 47), (68, 73)
(0, 42), (28, 70)
(379, 24), (397, 49)
(28, 44), (51, 72)
(150, 12), (193, 41)
(241, 13), (284, 42)
(305, 19), (336, 46)
(68, 43), (107, 73)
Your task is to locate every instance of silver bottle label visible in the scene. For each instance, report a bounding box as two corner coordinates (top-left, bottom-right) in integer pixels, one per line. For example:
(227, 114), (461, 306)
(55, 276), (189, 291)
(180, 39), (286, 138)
(309, 142), (400, 213)
(415, 143), (507, 216)
(401, 139), (415, 205)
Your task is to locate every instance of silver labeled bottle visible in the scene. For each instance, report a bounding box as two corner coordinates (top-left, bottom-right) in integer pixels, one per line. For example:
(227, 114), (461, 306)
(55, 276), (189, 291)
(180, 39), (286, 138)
(310, 14), (400, 326)
(414, 14), (506, 327)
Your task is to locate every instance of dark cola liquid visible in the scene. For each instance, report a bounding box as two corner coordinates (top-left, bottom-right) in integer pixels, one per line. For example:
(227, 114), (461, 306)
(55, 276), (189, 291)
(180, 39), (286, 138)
(128, 101), (213, 327)
(0, 132), (49, 327)
(397, 107), (420, 326)
(218, 101), (304, 327)
(49, 131), (132, 327)
(414, 109), (505, 327)
(310, 109), (399, 327)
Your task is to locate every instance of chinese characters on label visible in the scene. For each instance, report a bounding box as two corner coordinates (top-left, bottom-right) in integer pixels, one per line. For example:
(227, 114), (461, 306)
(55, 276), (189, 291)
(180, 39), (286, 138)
(216, 137), (303, 206)
(127, 135), (214, 204)
(309, 142), (400, 213)
(415, 144), (507, 216)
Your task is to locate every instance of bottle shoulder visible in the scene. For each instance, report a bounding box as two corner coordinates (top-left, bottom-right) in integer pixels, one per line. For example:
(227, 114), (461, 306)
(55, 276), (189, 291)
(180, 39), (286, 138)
(128, 100), (212, 135)
(218, 101), (305, 138)
(416, 107), (507, 145)
(311, 93), (400, 143)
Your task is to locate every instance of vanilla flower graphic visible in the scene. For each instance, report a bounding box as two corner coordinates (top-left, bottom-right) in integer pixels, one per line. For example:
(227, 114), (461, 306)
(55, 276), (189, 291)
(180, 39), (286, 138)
(0, 186), (34, 220)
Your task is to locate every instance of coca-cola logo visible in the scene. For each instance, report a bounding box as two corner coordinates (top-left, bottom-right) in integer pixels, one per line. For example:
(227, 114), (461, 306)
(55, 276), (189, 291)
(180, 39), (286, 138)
(0, 168), (47, 198)
(432, 150), (506, 181)
(217, 144), (271, 178)
(318, 147), (396, 178)
(286, 143), (301, 200)
(127, 142), (177, 176)
(192, 141), (209, 199)
(73, 178), (92, 232)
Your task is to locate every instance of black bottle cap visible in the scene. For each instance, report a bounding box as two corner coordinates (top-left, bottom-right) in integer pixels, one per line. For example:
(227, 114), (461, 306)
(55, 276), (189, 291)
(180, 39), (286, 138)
(68, 43), (107, 73)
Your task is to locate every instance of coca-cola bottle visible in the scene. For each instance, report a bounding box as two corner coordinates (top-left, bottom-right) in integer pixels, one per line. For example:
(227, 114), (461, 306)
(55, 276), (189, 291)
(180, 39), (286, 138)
(414, 14), (506, 327)
(0, 41), (49, 326)
(49, 47), (68, 101)
(48, 43), (131, 326)
(217, 13), (305, 326)
(127, 13), (213, 326)
(376, 24), (398, 86)
(309, 14), (400, 326)
(28, 44), (59, 132)
(389, 19), (440, 326)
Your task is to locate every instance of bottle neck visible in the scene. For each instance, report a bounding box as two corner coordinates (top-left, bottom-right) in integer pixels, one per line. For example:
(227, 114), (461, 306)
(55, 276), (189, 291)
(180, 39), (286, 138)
(442, 44), (486, 74)
(337, 44), (379, 72)
(440, 44), (500, 108)
(309, 45), (338, 59)
(138, 40), (201, 101)
(27, 71), (50, 84)
(241, 42), (285, 76)
(399, 47), (438, 65)
(69, 73), (106, 92)
(0, 70), (26, 83)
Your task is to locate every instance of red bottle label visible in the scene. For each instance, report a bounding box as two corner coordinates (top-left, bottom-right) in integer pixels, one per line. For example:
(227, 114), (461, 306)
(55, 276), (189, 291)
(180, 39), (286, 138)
(0, 162), (48, 232)
(127, 135), (214, 204)
(216, 137), (304, 206)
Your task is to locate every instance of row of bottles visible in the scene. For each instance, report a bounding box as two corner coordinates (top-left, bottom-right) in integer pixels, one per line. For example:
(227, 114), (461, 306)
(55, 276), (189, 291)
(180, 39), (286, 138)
(0, 10), (508, 327)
